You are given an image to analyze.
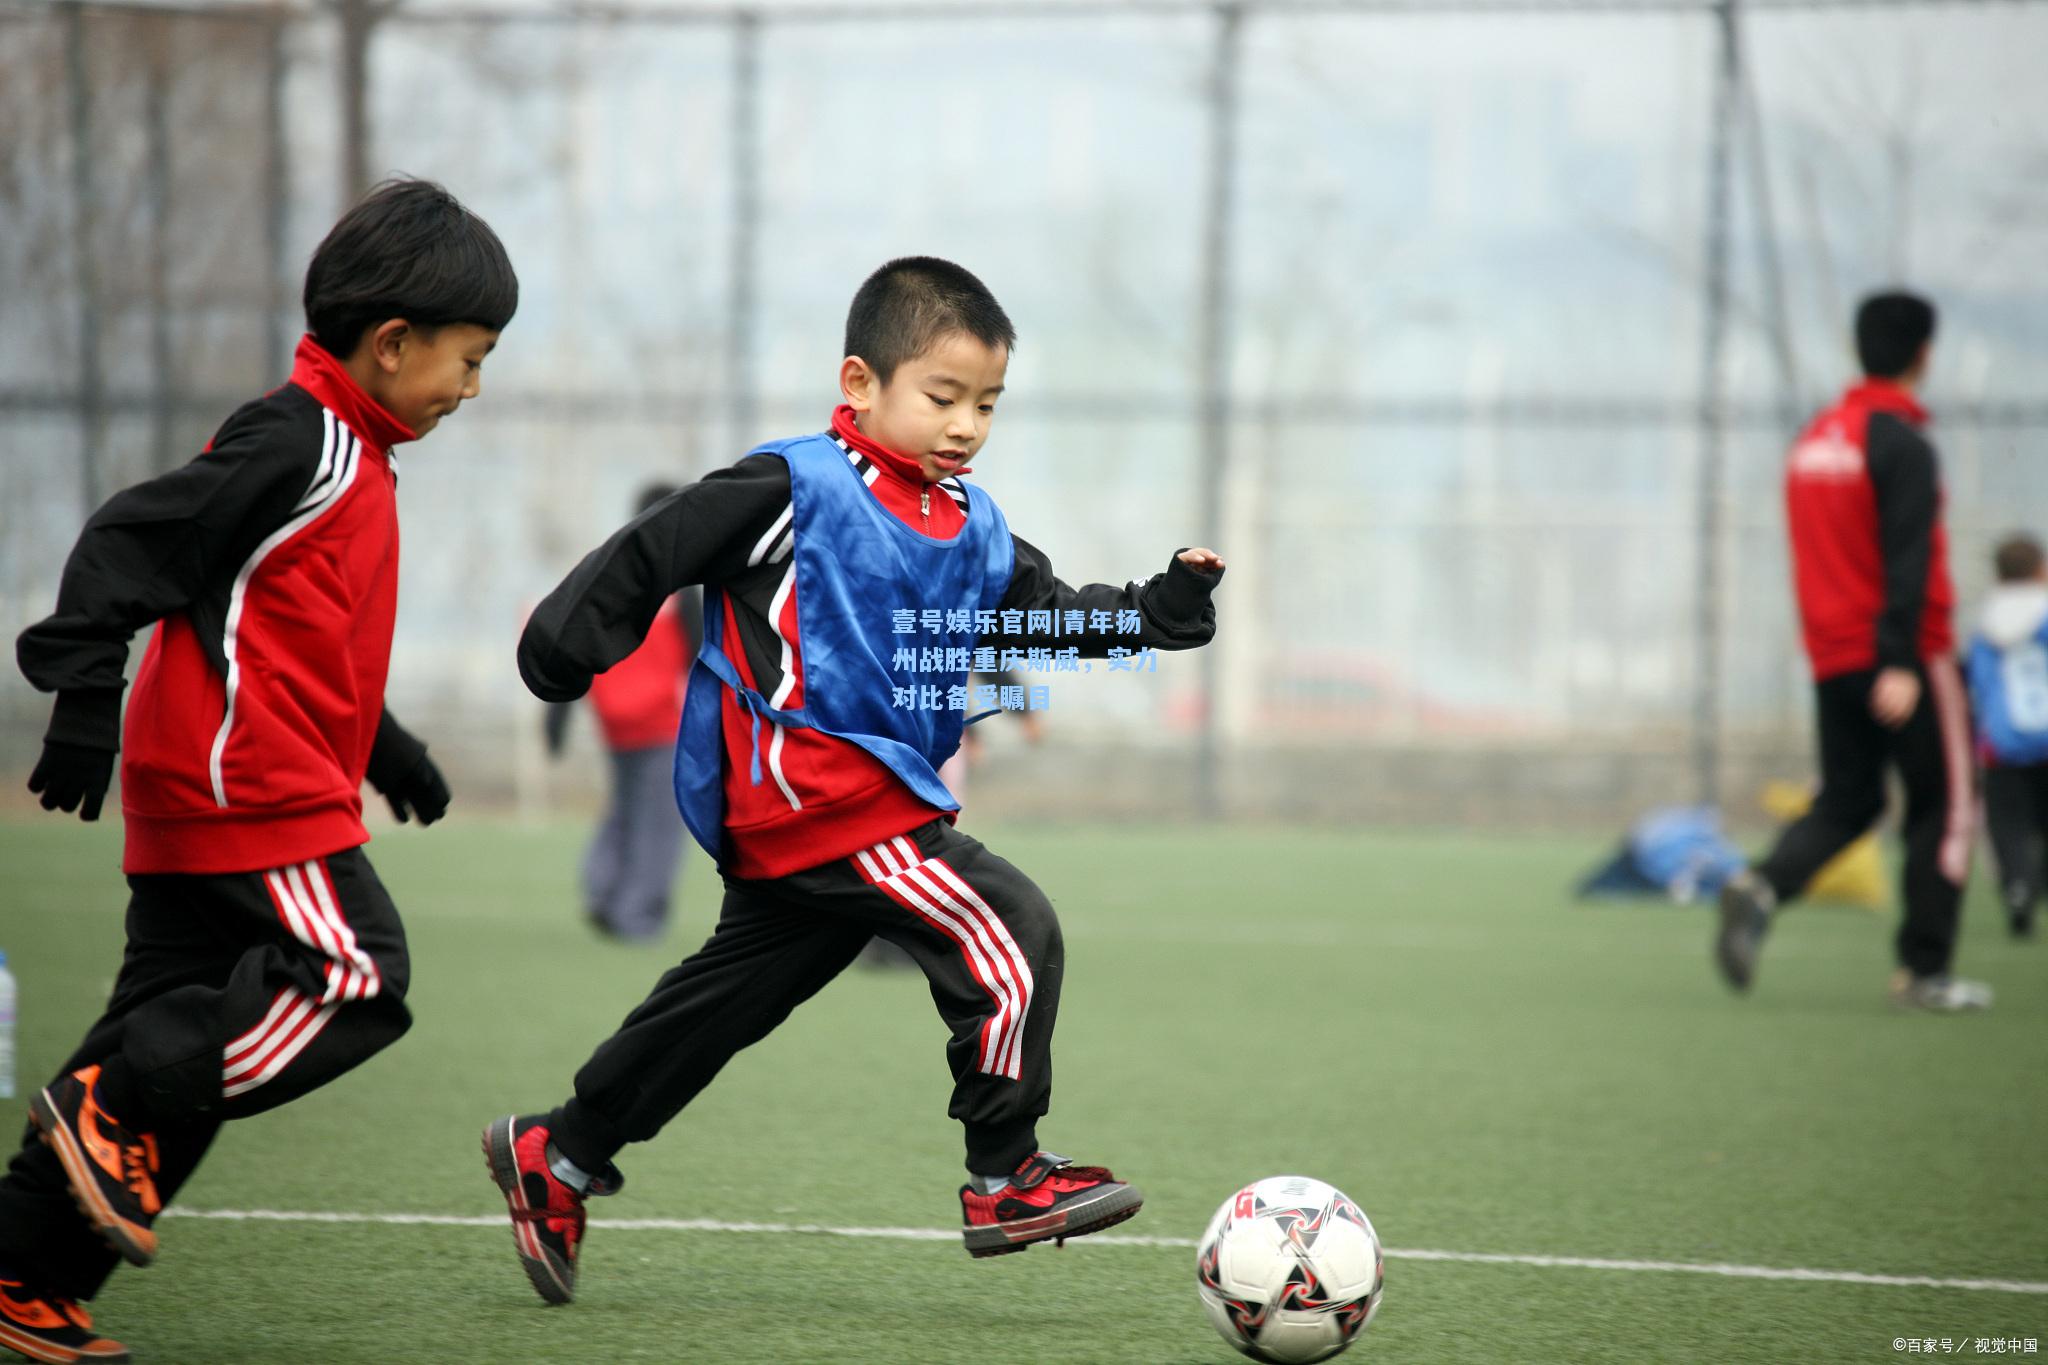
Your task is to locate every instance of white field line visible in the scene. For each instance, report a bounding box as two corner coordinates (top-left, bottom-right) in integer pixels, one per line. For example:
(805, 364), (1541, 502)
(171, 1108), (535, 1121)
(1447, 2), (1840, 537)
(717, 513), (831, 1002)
(160, 1209), (2048, 1296)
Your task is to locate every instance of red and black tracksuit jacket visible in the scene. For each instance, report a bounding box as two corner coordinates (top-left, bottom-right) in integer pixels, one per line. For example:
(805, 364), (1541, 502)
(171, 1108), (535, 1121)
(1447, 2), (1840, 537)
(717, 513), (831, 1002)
(1786, 378), (1955, 680)
(1757, 378), (1974, 972)
(530, 408), (1221, 1177)
(4, 337), (431, 1303)
(16, 336), (422, 874)
(519, 405), (1222, 879)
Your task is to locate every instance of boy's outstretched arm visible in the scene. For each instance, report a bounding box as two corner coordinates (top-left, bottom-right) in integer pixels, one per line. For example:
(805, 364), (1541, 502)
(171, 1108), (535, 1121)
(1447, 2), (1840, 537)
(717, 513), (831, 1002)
(16, 410), (324, 819)
(517, 455), (790, 702)
(989, 535), (1226, 657)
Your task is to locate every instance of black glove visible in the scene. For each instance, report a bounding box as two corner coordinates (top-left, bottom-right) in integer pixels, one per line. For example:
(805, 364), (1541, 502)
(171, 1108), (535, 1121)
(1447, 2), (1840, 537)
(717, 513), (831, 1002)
(366, 713), (451, 825)
(27, 740), (116, 822)
(379, 751), (449, 824)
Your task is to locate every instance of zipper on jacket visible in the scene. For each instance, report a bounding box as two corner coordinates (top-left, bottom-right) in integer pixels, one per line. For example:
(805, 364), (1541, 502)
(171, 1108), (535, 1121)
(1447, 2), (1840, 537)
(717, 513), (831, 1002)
(921, 487), (930, 522)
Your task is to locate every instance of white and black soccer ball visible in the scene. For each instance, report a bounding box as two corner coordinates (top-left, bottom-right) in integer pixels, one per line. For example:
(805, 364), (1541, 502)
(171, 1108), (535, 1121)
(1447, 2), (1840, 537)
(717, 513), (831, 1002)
(1195, 1175), (1384, 1364)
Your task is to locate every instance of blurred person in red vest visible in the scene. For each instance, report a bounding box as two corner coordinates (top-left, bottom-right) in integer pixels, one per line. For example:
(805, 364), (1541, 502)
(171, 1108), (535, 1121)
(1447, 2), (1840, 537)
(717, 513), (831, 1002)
(1715, 290), (1990, 1012)
(545, 483), (703, 942)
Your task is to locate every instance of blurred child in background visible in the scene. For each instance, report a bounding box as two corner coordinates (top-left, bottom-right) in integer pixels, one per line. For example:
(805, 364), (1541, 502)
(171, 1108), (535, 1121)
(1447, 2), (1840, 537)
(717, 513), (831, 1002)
(1965, 532), (2048, 940)
(545, 483), (702, 942)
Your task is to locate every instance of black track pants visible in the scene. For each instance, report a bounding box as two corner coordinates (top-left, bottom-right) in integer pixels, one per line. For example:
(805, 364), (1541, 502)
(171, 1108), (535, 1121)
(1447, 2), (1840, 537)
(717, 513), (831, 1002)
(0, 848), (411, 1300)
(551, 819), (1062, 1177)
(1983, 762), (2048, 923)
(1755, 659), (1975, 976)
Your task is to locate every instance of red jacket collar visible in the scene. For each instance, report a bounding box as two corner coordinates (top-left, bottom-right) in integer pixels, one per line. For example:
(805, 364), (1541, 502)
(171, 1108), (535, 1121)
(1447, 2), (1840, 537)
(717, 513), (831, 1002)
(831, 404), (970, 484)
(290, 335), (418, 455)
(1843, 377), (1928, 426)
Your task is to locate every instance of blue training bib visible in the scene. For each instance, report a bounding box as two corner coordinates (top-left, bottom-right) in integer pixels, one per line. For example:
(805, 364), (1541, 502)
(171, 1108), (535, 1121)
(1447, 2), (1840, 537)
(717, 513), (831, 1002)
(1969, 623), (2048, 766)
(672, 433), (1014, 864)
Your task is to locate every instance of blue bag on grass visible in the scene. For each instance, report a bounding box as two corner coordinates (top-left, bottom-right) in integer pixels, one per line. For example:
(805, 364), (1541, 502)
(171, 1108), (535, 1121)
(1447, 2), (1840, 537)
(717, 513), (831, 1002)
(1576, 806), (1746, 905)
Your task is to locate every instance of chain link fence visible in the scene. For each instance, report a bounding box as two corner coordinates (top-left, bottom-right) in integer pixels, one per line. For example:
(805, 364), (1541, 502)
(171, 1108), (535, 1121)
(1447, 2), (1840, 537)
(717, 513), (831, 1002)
(3, 0), (2044, 824)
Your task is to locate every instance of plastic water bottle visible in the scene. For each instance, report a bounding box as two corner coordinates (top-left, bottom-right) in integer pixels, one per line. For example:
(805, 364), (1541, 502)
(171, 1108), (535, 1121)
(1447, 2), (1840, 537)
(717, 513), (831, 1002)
(0, 950), (14, 1100)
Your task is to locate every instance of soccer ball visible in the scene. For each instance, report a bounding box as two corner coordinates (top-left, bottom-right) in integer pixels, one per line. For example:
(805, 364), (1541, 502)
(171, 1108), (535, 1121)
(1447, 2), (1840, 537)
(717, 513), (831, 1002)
(1195, 1175), (1384, 1363)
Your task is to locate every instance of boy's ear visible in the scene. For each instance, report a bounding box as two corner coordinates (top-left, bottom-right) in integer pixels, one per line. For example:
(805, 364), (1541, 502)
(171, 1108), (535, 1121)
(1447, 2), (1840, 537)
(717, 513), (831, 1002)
(839, 355), (878, 411)
(365, 319), (412, 374)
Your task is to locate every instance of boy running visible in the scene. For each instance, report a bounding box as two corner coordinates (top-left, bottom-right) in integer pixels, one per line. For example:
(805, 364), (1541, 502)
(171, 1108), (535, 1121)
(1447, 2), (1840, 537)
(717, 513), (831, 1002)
(485, 256), (1224, 1303)
(1, 179), (514, 1364)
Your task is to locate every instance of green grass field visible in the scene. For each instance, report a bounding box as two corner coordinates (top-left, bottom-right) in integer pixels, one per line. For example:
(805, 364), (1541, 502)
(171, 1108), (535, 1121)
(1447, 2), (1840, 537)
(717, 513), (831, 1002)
(3, 815), (2045, 1363)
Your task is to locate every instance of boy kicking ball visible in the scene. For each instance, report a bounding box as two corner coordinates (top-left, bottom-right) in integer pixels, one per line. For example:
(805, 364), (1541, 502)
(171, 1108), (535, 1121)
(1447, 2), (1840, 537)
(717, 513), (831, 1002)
(485, 256), (1224, 1302)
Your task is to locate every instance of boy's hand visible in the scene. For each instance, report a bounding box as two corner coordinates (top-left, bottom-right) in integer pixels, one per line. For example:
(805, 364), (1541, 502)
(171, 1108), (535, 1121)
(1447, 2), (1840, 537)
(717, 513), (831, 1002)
(1869, 666), (1921, 729)
(1152, 546), (1226, 629)
(27, 740), (115, 822)
(366, 712), (451, 825)
(374, 751), (451, 825)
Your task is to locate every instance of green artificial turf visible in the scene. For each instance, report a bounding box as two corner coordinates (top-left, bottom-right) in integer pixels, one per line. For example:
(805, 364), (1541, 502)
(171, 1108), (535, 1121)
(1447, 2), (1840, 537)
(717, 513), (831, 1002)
(1, 816), (2043, 1363)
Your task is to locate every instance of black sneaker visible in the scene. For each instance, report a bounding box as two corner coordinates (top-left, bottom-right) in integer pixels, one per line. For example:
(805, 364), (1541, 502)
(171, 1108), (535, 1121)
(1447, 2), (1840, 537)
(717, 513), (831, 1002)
(2011, 911), (2035, 942)
(958, 1151), (1143, 1258)
(28, 1066), (160, 1268)
(481, 1115), (622, 1305)
(1714, 871), (1776, 993)
(0, 1276), (129, 1364)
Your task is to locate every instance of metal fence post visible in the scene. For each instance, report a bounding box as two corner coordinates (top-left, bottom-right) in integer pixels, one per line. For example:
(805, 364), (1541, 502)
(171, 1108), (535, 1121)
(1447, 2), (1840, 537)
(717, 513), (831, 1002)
(728, 8), (760, 462)
(1736, 13), (1801, 431)
(146, 23), (174, 474)
(1194, 1), (1242, 820)
(1693, 0), (1738, 810)
(265, 12), (289, 371)
(64, 0), (103, 515)
(337, 0), (383, 204)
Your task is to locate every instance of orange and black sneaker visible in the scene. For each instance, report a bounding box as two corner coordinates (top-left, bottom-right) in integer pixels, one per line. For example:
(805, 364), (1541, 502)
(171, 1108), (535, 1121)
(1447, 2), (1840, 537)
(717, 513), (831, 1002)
(481, 1115), (623, 1305)
(28, 1066), (160, 1268)
(959, 1151), (1143, 1258)
(0, 1277), (129, 1364)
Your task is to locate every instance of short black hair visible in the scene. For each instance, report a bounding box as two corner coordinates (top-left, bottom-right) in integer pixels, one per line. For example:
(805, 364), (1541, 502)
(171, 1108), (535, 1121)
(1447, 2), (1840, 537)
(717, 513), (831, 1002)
(843, 257), (1015, 385)
(1995, 533), (2045, 584)
(1854, 290), (1936, 380)
(303, 178), (518, 358)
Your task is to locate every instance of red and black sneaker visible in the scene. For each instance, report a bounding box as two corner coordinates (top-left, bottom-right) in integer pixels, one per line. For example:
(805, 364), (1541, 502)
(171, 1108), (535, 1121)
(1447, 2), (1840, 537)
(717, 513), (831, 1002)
(481, 1115), (622, 1305)
(959, 1151), (1143, 1258)
(0, 1277), (129, 1364)
(28, 1066), (160, 1268)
